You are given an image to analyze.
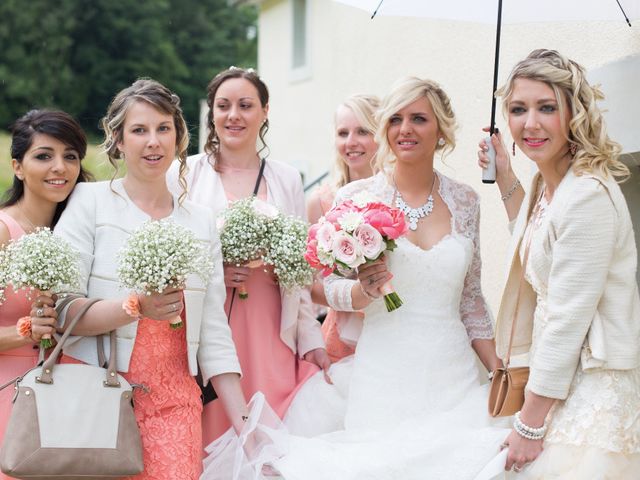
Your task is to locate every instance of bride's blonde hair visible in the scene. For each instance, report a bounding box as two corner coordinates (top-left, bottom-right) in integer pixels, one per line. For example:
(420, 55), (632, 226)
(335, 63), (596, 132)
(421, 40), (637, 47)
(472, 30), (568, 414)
(497, 49), (628, 181)
(374, 77), (457, 173)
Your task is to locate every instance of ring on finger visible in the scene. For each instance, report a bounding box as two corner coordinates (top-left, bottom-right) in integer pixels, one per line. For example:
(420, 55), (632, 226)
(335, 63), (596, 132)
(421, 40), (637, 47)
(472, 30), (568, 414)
(36, 308), (45, 318)
(513, 465), (523, 473)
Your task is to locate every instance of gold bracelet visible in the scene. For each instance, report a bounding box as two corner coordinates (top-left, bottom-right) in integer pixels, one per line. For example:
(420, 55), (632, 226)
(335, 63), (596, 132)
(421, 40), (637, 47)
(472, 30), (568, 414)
(501, 178), (521, 201)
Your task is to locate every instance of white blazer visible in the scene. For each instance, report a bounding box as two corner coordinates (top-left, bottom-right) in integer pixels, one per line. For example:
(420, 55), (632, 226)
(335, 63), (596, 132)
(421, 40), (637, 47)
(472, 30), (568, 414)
(54, 180), (241, 383)
(496, 169), (640, 399)
(167, 154), (325, 356)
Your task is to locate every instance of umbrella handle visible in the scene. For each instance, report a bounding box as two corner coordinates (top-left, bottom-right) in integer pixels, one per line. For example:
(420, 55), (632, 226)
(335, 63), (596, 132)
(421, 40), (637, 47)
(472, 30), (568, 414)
(482, 137), (496, 184)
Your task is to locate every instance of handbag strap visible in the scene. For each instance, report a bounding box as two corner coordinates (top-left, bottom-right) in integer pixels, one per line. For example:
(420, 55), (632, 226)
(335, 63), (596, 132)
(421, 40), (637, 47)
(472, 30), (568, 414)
(504, 187), (545, 367)
(36, 297), (120, 386)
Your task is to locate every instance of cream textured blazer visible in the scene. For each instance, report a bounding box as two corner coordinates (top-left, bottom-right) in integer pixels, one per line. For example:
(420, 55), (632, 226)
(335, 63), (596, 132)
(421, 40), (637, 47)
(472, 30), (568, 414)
(54, 180), (241, 384)
(496, 169), (640, 399)
(167, 154), (325, 357)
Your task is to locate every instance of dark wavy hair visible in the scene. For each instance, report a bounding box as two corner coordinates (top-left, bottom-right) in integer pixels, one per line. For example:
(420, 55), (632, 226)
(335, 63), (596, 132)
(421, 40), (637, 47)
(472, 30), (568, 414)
(204, 67), (270, 170)
(1, 110), (92, 226)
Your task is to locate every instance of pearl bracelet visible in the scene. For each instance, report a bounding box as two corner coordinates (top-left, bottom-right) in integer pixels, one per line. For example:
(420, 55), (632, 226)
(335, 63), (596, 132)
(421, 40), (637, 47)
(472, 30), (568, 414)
(501, 178), (521, 201)
(514, 411), (546, 440)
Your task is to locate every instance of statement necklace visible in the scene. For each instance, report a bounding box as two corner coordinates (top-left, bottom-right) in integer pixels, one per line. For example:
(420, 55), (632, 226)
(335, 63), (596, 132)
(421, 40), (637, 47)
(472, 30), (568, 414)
(394, 174), (436, 231)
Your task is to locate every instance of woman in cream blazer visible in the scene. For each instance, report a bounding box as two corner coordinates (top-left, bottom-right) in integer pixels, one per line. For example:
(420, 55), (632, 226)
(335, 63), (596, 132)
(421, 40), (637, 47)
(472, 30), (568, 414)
(166, 67), (327, 445)
(51, 79), (248, 479)
(479, 49), (640, 478)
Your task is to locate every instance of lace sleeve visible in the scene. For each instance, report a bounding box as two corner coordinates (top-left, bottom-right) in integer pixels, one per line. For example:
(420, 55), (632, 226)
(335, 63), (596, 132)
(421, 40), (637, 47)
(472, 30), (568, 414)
(441, 176), (494, 341)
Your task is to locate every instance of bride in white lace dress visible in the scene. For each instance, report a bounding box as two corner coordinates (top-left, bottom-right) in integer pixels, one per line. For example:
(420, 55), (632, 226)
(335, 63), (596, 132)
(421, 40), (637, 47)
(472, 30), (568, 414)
(201, 77), (510, 480)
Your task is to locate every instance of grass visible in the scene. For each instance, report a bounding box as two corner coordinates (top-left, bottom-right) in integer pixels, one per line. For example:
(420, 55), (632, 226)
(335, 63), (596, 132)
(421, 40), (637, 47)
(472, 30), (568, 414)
(0, 130), (115, 195)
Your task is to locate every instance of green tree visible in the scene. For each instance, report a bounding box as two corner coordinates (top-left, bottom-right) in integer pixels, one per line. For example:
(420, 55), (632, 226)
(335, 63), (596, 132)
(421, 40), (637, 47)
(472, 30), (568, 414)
(0, 0), (257, 150)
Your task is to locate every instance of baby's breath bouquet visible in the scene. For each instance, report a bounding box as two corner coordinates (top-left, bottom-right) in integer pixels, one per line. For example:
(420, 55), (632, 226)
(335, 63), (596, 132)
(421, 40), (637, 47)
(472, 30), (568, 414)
(117, 219), (214, 329)
(218, 197), (274, 299)
(264, 215), (313, 291)
(2, 228), (80, 348)
(218, 197), (312, 298)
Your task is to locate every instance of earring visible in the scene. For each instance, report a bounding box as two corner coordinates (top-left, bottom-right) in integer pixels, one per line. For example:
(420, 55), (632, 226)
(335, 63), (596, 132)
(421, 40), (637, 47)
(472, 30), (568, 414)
(512, 142), (516, 156)
(437, 137), (445, 147)
(569, 142), (577, 156)
(16, 174), (24, 180)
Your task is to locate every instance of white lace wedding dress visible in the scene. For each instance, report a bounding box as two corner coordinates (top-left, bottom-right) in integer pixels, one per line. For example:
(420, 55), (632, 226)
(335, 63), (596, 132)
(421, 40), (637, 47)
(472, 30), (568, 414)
(201, 172), (510, 480)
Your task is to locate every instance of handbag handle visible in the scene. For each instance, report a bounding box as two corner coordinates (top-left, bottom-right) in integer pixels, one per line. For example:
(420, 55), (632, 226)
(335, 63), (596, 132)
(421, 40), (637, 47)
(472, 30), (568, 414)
(36, 297), (119, 387)
(504, 187), (545, 368)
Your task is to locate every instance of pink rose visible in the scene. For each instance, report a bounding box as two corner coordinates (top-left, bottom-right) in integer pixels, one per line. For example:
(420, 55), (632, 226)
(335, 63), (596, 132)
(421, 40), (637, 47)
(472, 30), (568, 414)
(363, 206), (408, 240)
(354, 224), (385, 259)
(331, 230), (364, 268)
(307, 223), (320, 242)
(324, 200), (357, 226)
(316, 222), (336, 251)
(304, 240), (322, 269)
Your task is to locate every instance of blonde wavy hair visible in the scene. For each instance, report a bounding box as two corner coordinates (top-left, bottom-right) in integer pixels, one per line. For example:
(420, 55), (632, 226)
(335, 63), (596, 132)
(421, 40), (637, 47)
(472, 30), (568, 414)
(497, 49), (627, 181)
(374, 77), (457, 173)
(100, 78), (190, 202)
(333, 94), (380, 189)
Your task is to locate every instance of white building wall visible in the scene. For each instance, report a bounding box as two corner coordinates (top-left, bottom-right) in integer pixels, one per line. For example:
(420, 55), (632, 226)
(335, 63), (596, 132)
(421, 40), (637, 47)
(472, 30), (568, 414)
(255, 0), (640, 312)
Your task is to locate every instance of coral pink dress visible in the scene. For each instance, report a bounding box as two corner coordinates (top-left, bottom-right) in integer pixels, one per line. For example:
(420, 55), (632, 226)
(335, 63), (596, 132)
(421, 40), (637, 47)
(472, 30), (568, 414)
(0, 212), (37, 480)
(202, 165), (318, 445)
(123, 315), (203, 480)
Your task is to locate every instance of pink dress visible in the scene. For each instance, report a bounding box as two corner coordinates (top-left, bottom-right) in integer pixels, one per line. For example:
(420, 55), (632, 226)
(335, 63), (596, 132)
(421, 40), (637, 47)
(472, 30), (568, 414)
(313, 185), (357, 363)
(202, 166), (318, 445)
(0, 212), (37, 480)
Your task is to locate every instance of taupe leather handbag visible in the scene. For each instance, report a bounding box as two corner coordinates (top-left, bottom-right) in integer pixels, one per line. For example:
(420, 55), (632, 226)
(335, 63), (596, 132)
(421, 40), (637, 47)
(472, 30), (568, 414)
(0, 297), (144, 479)
(488, 200), (540, 418)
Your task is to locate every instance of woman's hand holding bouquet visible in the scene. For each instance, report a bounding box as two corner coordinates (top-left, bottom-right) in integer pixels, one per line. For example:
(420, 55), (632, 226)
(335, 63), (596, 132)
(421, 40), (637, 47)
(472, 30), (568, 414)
(305, 192), (408, 312)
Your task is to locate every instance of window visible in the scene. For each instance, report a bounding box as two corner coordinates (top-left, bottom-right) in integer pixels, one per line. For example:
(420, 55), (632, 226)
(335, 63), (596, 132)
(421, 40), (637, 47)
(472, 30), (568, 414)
(291, 0), (311, 81)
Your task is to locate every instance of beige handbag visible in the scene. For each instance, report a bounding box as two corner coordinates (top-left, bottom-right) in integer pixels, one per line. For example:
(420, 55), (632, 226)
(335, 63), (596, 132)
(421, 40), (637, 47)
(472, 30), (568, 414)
(488, 200), (541, 418)
(0, 297), (144, 479)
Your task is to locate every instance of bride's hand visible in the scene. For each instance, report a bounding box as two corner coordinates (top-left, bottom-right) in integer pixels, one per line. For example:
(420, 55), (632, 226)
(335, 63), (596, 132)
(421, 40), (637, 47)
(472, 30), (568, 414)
(356, 258), (392, 300)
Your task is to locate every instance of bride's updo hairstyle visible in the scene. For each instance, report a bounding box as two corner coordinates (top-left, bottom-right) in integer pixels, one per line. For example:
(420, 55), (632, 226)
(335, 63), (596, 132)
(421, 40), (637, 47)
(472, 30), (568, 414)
(497, 49), (627, 181)
(374, 77), (457, 173)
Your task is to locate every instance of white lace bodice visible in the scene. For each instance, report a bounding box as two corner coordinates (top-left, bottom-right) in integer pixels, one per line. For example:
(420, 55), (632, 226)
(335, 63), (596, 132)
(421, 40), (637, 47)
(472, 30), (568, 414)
(324, 171), (493, 341)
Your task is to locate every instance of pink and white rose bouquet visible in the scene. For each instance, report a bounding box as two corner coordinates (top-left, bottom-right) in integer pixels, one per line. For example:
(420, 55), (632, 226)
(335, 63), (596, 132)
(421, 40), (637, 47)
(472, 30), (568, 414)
(304, 193), (408, 311)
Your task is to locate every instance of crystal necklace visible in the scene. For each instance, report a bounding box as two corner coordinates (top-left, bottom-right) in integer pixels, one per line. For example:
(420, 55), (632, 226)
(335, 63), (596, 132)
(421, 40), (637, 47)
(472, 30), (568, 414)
(394, 173), (436, 231)
(18, 204), (38, 232)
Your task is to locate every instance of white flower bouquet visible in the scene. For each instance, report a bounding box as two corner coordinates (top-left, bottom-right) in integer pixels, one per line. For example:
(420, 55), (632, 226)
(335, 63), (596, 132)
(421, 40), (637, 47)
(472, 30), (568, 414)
(1, 228), (80, 347)
(0, 247), (8, 304)
(117, 219), (214, 329)
(218, 197), (313, 299)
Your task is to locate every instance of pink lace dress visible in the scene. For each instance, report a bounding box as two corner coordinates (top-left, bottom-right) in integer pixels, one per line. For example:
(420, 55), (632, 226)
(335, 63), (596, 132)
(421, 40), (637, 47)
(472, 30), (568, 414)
(123, 316), (203, 480)
(0, 212), (37, 480)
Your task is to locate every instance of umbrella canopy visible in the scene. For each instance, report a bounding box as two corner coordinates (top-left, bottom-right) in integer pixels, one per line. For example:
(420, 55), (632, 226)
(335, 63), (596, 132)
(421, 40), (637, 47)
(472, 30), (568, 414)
(335, 0), (640, 24)
(334, 0), (639, 132)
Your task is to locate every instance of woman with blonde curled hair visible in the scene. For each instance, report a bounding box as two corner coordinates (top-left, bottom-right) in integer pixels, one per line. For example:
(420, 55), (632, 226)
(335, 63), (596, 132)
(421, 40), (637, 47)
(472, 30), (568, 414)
(53, 78), (249, 479)
(307, 93), (379, 363)
(479, 49), (640, 478)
